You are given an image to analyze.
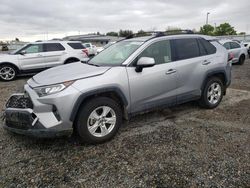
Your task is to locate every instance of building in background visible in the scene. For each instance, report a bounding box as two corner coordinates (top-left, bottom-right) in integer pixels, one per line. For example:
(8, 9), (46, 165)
(63, 34), (124, 47)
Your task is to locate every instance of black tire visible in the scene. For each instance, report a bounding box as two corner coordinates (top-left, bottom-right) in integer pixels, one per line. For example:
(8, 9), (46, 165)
(65, 58), (79, 64)
(238, 55), (245, 65)
(75, 97), (122, 144)
(199, 77), (224, 109)
(0, 64), (17, 81)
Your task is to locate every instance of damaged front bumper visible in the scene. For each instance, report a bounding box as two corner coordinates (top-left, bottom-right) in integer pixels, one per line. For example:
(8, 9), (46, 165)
(3, 93), (72, 138)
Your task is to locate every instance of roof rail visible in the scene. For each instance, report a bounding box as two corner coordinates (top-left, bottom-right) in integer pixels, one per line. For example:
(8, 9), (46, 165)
(125, 29), (195, 39)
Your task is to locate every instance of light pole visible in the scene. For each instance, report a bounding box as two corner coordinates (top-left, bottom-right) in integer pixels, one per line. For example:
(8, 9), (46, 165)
(206, 12), (210, 25)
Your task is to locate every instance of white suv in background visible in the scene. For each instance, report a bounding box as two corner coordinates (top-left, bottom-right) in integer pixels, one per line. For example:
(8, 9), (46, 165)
(0, 41), (88, 81)
(219, 39), (248, 65)
(83, 43), (97, 56)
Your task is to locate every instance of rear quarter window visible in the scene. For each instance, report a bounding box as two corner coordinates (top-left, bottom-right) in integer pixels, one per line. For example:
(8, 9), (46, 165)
(68, 43), (85, 49)
(199, 38), (217, 55)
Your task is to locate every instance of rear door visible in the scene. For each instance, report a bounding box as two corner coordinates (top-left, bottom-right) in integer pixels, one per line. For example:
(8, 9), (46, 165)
(43, 43), (66, 67)
(18, 43), (45, 71)
(126, 40), (177, 113)
(172, 38), (215, 104)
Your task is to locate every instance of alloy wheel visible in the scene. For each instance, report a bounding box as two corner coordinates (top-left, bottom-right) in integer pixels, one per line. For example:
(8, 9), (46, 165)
(0, 66), (15, 81)
(87, 106), (116, 137)
(207, 82), (222, 105)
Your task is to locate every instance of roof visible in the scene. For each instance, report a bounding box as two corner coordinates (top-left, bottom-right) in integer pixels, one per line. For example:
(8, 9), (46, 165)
(31, 40), (81, 44)
(63, 34), (124, 42)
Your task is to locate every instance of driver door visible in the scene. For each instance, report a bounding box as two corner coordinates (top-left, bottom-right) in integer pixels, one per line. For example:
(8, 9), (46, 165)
(126, 40), (177, 114)
(18, 43), (45, 71)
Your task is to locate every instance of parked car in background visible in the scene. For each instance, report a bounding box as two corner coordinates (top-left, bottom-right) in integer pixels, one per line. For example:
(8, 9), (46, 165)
(0, 41), (88, 81)
(96, 42), (116, 54)
(219, 39), (248, 65)
(3, 33), (231, 144)
(83, 43), (97, 56)
(243, 41), (250, 56)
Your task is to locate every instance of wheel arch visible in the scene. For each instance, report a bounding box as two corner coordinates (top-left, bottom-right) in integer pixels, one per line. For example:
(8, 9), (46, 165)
(64, 57), (80, 64)
(0, 62), (20, 73)
(201, 70), (228, 95)
(70, 87), (129, 123)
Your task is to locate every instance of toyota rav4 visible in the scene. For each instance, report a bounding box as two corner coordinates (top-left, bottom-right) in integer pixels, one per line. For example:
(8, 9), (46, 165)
(3, 33), (232, 144)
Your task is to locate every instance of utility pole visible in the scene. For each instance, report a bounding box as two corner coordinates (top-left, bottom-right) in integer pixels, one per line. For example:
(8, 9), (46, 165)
(206, 12), (210, 25)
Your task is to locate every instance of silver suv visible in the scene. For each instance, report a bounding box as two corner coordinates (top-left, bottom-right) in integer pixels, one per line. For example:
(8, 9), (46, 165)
(0, 41), (88, 81)
(3, 33), (231, 144)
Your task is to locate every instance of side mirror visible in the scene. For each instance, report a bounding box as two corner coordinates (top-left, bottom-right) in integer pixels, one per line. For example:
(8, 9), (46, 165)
(19, 50), (26, 55)
(135, 57), (155, 72)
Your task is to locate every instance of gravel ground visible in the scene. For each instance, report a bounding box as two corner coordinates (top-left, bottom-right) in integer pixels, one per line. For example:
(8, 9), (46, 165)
(0, 61), (250, 188)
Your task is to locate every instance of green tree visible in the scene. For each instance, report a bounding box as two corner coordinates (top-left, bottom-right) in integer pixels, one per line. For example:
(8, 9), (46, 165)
(136, 29), (150, 37)
(200, 24), (215, 35)
(119, 30), (133, 37)
(238, 32), (246, 35)
(106, 31), (118, 36)
(214, 23), (237, 35)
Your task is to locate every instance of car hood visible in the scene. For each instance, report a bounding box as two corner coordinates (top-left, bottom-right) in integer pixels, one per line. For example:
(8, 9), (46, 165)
(0, 53), (17, 61)
(28, 62), (111, 87)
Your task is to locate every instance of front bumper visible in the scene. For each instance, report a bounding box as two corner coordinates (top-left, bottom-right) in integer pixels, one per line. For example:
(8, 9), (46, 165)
(3, 91), (74, 138)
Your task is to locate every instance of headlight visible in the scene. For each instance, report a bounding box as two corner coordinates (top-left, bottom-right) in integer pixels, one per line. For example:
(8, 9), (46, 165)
(34, 81), (74, 97)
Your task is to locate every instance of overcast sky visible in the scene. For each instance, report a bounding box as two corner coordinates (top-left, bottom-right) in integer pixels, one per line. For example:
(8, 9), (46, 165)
(0, 0), (250, 41)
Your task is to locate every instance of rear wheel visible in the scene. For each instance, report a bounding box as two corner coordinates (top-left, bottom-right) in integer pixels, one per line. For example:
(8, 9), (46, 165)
(238, 55), (245, 65)
(0, 64), (17, 81)
(199, 77), (224, 109)
(75, 97), (122, 144)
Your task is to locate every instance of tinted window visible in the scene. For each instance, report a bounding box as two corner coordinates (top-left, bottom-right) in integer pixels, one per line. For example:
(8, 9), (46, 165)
(223, 42), (230, 50)
(68, 43), (85, 49)
(138, 40), (172, 65)
(174, 38), (200, 60)
(44, 43), (65, 52)
(197, 39), (207, 56)
(230, 42), (240, 49)
(199, 38), (216, 55)
(23, 44), (43, 54)
(84, 44), (91, 48)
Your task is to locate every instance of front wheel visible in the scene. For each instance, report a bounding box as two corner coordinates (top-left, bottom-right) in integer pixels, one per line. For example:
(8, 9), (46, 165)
(0, 65), (17, 81)
(199, 77), (224, 109)
(75, 97), (122, 144)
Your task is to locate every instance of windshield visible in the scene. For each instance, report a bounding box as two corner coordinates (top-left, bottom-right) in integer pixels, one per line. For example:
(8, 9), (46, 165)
(89, 41), (143, 66)
(10, 44), (29, 54)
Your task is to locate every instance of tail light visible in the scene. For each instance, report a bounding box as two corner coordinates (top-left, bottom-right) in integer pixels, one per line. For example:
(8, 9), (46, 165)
(82, 49), (88, 56)
(228, 52), (234, 62)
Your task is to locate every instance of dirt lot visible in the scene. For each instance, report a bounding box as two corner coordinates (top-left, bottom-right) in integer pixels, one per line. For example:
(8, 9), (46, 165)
(0, 60), (250, 188)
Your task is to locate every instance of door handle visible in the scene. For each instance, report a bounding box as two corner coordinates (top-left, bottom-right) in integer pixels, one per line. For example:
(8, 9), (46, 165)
(37, 54), (43, 57)
(202, 60), (211, 65)
(166, 69), (177, 75)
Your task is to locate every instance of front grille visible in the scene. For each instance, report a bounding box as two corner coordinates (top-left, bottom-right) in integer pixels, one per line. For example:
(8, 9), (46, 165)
(6, 95), (33, 109)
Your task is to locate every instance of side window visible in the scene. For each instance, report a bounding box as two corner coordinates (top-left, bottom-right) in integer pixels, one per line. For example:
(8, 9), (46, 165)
(173, 38), (200, 60)
(197, 39), (207, 56)
(199, 38), (216, 55)
(68, 43), (85, 49)
(223, 42), (231, 50)
(23, 44), (43, 54)
(44, 43), (65, 52)
(137, 40), (172, 65)
(230, 42), (240, 49)
(84, 44), (91, 48)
